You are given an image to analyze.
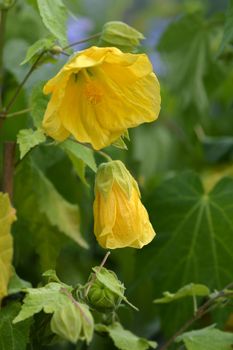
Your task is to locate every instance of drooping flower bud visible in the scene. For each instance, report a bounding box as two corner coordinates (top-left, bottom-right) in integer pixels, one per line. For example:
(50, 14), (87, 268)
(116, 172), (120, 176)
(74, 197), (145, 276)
(93, 160), (155, 249)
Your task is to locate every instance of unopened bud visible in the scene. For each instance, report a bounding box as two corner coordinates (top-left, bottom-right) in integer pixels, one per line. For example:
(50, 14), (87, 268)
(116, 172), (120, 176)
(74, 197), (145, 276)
(49, 45), (63, 55)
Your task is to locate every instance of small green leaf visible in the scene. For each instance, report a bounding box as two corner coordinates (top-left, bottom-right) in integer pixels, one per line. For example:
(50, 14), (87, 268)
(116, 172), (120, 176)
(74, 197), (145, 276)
(17, 128), (46, 159)
(51, 301), (82, 343)
(37, 0), (68, 46)
(13, 282), (93, 344)
(21, 37), (55, 65)
(99, 21), (144, 51)
(93, 267), (138, 311)
(0, 302), (32, 350)
(176, 326), (233, 350)
(42, 270), (63, 284)
(29, 82), (49, 128)
(13, 282), (72, 323)
(61, 139), (97, 173)
(95, 322), (157, 350)
(154, 283), (210, 304)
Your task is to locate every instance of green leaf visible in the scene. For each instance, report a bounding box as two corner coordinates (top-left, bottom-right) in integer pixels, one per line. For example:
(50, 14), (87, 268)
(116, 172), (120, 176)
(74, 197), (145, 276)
(95, 322), (157, 350)
(50, 301), (82, 343)
(154, 283), (210, 304)
(219, 0), (233, 54)
(8, 271), (32, 295)
(176, 326), (233, 350)
(201, 135), (233, 163)
(29, 82), (49, 128)
(99, 21), (144, 51)
(37, 0), (68, 46)
(67, 155), (89, 186)
(0, 302), (32, 350)
(42, 269), (63, 284)
(158, 13), (217, 113)
(14, 282), (93, 344)
(13, 282), (72, 323)
(17, 128), (46, 159)
(93, 266), (138, 311)
(61, 139), (97, 172)
(21, 37), (55, 65)
(3, 39), (29, 82)
(15, 160), (88, 249)
(0, 193), (16, 301)
(34, 224), (67, 271)
(136, 171), (233, 334)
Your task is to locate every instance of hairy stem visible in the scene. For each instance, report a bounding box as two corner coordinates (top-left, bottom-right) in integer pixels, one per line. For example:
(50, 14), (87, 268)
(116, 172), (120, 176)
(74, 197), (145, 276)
(0, 107), (31, 118)
(2, 141), (16, 201)
(159, 282), (233, 350)
(84, 251), (111, 297)
(5, 51), (44, 114)
(97, 150), (112, 162)
(62, 32), (101, 50)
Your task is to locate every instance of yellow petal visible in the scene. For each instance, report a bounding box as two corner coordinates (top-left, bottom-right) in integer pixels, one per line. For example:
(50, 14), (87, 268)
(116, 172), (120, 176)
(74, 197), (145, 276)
(42, 72), (71, 140)
(59, 72), (124, 149)
(94, 67), (160, 131)
(93, 191), (116, 248)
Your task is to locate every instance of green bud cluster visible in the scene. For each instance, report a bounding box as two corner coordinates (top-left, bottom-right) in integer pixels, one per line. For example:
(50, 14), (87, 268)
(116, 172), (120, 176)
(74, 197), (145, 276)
(86, 268), (125, 312)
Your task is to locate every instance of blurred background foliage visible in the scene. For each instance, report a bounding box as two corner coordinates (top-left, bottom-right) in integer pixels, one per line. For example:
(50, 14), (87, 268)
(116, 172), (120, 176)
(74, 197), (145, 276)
(1, 0), (233, 349)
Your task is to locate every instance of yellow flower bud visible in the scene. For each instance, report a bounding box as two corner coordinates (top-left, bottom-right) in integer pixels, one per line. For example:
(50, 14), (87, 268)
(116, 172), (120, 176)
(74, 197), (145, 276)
(42, 46), (161, 150)
(93, 160), (155, 249)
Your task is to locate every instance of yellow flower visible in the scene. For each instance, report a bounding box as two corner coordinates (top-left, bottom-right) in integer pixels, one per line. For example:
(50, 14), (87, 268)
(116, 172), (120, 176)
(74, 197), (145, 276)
(42, 46), (161, 150)
(93, 160), (155, 249)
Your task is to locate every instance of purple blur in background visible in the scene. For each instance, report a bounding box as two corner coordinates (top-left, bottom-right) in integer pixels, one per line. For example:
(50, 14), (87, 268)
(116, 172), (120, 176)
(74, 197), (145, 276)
(67, 16), (94, 50)
(145, 18), (170, 76)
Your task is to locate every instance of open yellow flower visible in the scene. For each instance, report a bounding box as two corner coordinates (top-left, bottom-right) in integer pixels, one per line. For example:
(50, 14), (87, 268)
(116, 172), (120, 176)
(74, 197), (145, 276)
(42, 46), (161, 150)
(93, 160), (155, 249)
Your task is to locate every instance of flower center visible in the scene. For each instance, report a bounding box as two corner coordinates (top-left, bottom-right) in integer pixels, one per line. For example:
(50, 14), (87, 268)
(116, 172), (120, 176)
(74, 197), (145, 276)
(84, 81), (103, 105)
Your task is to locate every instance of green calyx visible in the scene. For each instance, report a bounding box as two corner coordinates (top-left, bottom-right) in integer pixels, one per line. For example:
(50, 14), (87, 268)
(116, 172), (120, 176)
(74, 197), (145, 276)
(100, 21), (144, 51)
(95, 160), (140, 199)
(87, 277), (123, 311)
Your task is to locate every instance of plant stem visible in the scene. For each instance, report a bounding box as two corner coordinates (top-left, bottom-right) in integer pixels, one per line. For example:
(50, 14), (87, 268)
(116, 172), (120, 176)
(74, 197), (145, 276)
(62, 32), (101, 50)
(69, 138), (112, 162)
(2, 141), (16, 201)
(0, 107), (31, 118)
(159, 282), (233, 350)
(84, 251), (111, 297)
(5, 51), (44, 114)
(97, 150), (112, 162)
(0, 9), (7, 108)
